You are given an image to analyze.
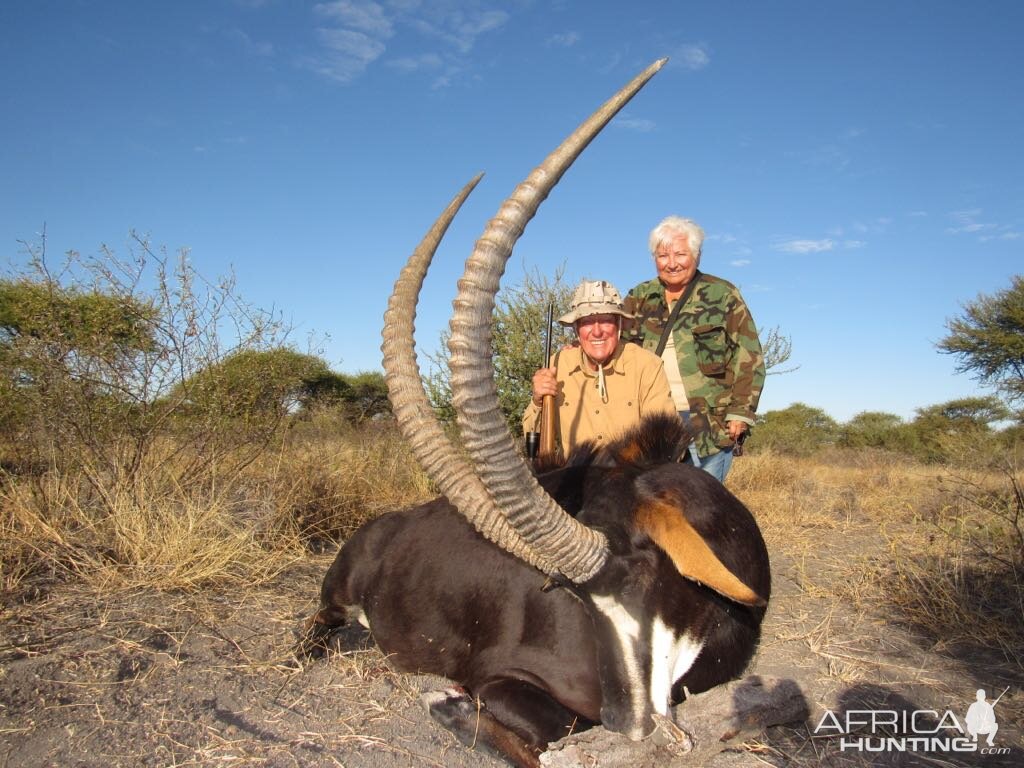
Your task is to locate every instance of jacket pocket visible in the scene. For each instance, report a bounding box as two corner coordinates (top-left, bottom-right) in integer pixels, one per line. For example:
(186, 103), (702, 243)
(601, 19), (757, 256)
(691, 324), (729, 376)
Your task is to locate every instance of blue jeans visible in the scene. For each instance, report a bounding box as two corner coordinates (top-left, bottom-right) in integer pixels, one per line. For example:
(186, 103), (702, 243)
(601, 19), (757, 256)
(692, 447), (734, 483)
(679, 411), (734, 483)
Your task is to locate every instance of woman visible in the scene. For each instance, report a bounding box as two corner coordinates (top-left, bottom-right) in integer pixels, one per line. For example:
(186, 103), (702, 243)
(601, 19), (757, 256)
(623, 216), (765, 482)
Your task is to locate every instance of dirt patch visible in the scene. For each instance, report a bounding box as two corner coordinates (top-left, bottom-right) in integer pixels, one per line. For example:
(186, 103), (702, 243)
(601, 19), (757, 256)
(0, 561), (501, 768)
(1, 531), (1021, 767)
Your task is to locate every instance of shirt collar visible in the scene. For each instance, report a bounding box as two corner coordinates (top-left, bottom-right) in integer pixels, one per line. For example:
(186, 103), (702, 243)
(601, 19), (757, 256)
(639, 272), (703, 304)
(570, 341), (626, 377)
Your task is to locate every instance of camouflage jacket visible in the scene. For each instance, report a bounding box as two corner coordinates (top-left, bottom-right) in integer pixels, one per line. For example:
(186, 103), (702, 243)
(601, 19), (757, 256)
(622, 272), (765, 457)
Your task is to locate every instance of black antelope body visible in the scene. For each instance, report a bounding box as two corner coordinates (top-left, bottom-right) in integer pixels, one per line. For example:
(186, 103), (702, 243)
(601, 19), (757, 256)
(304, 59), (771, 768)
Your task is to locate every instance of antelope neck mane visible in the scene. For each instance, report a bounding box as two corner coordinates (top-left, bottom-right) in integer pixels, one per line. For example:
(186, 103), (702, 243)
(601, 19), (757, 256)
(535, 414), (693, 474)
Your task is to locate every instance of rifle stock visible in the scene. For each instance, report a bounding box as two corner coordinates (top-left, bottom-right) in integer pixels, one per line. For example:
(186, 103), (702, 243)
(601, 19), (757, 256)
(540, 394), (556, 457)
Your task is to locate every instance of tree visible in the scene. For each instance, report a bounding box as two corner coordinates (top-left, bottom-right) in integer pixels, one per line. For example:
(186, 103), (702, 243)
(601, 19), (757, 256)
(838, 410), (917, 452)
(751, 402), (838, 456)
(0, 280), (158, 446)
(910, 396), (1011, 463)
(174, 348), (345, 423)
(426, 266), (575, 433)
(761, 325), (798, 376)
(914, 396), (1010, 427)
(938, 275), (1024, 405)
(337, 371), (391, 423)
(0, 232), (290, 488)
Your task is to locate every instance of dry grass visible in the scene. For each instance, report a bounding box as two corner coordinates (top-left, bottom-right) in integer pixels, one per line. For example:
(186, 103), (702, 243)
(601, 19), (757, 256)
(4, 422), (1021, 676)
(731, 448), (1024, 676)
(0, 421), (432, 599)
(6, 422), (1020, 671)
(846, 463), (1024, 670)
(729, 449), (1023, 767)
(254, 421), (435, 547)
(3, 425), (1022, 767)
(1, 474), (290, 593)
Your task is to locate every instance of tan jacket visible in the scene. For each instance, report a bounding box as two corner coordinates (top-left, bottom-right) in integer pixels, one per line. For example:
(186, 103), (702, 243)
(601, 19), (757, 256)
(522, 342), (678, 453)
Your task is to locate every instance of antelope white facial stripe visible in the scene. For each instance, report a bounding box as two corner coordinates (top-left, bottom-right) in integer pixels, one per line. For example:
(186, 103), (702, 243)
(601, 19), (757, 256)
(591, 594), (646, 733)
(649, 616), (704, 714)
(353, 607), (371, 631)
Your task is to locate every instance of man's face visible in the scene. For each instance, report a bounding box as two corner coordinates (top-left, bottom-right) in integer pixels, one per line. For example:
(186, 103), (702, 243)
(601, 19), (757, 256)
(654, 234), (698, 292)
(576, 314), (620, 366)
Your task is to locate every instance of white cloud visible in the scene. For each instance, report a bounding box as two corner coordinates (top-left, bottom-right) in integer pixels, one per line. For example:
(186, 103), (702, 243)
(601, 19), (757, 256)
(790, 144), (850, 171)
(946, 208), (997, 236)
(431, 70), (460, 89)
(832, 217), (890, 237)
(598, 52), (622, 74)
(304, 2), (512, 86)
(308, 28), (386, 82)
(225, 28), (274, 57)
(546, 31), (580, 47)
(774, 239), (835, 254)
(676, 43), (710, 70)
(315, 1), (394, 37)
(614, 116), (656, 132)
(980, 230), (1022, 242)
(386, 52), (443, 73)
(730, 259), (751, 268)
(411, 8), (509, 54)
(843, 240), (866, 249)
(318, 27), (385, 58)
(456, 9), (508, 38)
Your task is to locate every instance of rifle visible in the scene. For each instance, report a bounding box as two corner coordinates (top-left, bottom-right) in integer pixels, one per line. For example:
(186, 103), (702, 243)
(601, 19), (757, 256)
(525, 303), (556, 460)
(539, 302), (556, 459)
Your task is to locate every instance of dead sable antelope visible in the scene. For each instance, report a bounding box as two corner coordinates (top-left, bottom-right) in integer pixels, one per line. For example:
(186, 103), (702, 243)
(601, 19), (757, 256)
(303, 59), (771, 768)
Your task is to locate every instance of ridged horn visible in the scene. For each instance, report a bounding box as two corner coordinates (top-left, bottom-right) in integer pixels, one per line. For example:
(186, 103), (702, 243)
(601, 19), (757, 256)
(448, 59), (668, 583)
(380, 175), (561, 575)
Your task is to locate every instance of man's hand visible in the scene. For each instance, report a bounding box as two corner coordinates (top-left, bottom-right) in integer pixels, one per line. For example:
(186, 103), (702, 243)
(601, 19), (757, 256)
(726, 419), (748, 442)
(532, 367), (558, 406)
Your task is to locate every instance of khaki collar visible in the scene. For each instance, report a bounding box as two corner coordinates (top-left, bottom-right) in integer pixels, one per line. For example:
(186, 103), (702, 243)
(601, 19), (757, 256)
(570, 342), (626, 378)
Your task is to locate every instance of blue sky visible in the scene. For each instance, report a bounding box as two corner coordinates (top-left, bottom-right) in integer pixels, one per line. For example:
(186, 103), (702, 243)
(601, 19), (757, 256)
(2, 1), (1021, 422)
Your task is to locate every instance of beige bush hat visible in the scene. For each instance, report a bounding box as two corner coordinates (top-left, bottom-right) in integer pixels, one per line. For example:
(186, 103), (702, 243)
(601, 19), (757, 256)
(557, 279), (634, 325)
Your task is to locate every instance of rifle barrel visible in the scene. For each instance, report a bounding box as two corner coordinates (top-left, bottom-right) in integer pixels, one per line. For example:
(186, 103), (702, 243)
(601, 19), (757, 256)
(544, 303), (554, 365)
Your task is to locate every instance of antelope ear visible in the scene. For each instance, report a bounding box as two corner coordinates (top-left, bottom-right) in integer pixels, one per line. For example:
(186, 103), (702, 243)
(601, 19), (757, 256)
(636, 500), (767, 607)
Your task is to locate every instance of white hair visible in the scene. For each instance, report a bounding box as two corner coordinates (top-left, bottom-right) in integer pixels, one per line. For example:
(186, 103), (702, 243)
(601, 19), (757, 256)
(648, 216), (705, 262)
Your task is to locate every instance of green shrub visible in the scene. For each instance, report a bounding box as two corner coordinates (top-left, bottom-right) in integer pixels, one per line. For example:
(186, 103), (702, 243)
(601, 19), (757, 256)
(750, 402), (839, 456)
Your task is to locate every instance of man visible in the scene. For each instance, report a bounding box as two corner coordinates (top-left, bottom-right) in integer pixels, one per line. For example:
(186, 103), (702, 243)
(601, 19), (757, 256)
(966, 689), (999, 747)
(624, 216), (765, 482)
(523, 279), (677, 455)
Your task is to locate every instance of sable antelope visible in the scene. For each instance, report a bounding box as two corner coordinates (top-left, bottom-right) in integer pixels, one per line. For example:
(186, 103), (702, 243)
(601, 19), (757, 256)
(304, 59), (771, 768)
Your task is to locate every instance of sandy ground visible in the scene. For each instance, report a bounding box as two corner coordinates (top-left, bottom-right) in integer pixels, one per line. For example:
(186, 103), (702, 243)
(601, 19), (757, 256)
(2, 528), (1022, 767)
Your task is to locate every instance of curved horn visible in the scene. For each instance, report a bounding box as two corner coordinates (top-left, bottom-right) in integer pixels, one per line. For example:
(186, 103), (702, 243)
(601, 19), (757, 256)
(449, 59), (668, 583)
(381, 175), (560, 574)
